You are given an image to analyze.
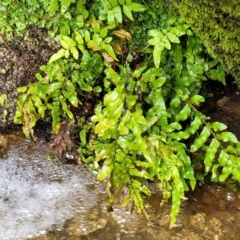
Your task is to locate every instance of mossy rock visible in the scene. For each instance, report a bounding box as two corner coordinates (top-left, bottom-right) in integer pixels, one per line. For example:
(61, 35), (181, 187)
(170, 0), (240, 84)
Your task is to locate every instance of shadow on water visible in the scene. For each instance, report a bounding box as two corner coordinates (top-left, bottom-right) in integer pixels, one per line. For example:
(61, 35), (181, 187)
(1, 134), (240, 239)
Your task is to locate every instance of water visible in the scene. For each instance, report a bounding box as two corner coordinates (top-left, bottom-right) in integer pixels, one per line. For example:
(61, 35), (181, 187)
(0, 135), (105, 239)
(1, 134), (240, 239)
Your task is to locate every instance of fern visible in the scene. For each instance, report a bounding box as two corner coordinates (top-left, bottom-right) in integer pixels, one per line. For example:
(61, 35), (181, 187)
(6, 0), (240, 228)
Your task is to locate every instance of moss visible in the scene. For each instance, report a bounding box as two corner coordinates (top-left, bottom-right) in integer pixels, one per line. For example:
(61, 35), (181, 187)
(170, 0), (240, 84)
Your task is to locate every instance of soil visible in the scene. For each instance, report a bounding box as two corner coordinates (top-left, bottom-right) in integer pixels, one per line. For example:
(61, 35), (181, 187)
(200, 77), (240, 139)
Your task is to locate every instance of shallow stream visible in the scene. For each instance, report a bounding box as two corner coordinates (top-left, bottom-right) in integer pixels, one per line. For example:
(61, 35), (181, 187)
(1, 134), (240, 239)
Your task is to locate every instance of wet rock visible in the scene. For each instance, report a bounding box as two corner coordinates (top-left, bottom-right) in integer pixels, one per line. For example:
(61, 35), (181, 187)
(201, 80), (240, 139)
(65, 209), (108, 236)
(0, 27), (58, 130)
(192, 184), (240, 213)
(0, 134), (9, 158)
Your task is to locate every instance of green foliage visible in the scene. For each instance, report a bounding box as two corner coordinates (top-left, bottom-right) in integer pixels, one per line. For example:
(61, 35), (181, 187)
(89, 39), (238, 226)
(14, 51), (104, 137)
(0, 94), (8, 123)
(0, 94), (7, 106)
(170, 0), (240, 85)
(4, 0), (240, 228)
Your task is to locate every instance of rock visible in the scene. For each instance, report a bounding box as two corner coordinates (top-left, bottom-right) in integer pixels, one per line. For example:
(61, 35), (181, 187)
(0, 134), (9, 158)
(0, 27), (59, 131)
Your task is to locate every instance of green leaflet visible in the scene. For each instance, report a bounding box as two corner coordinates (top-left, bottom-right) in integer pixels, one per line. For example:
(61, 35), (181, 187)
(176, 104), (191, 122)
(118, 0), (125, 5)
(175, 142), (196, 188)
(218, 150), (229, 167)
(153, 94), (168, 126)
(49, 0), (59, 12)
(109, 0), (118, 7)
(113, 5), (122, 23)
(190, 95), (205, 106)
(170, 131), (190, 141)
(60, 98), (73, 118)
(76, 0), (87, 15)
(63, 90), (79, 107)
(211, 164), (220, 180)
(211, 122), (228, 131)
(170, 183), (181, 228)
(130, 3), (147, 12)
(60, 0), (73, 14)
(232, 167), (240, 181)
(204, 139), (220, 172)
(176, 75), (195, 87)
(97, 158), (114, 181)
(105, 67), (121, 85)
(101, 0), (112, 10)
(152, 77), (166, 90)
(126, 94), (138, 108)
(118, 110), (131, 134)
(217, 132), (238, 143)
(141, 116), (158, 133)
(95, 143), (115, 161)
(132, 110), (146, 125)
(17, 86), (28, 93)
(123, 4), (133, 21)
(166, 32), (180, 43)
(102, 43), (118, 60)
(129, 180), (145, 212)
(153, 43), (164, 68)
(148, 29), (164, 38)
(219, 165), (233, 182)
(142, 68), (162, 83)
(104, 91), (119, 105)
(49, 49), (66, 63)
(185, 114), (202, 135)
(170, 96), (181, 108)
(70, 46), (79, 59)
(60, 36), (76, 49)
(162, 122), (182, 133)
(190, 126), (211, 152)
(32, 95), (46, 118)
(132, 61), (148, 78)
(206, 65), (226, 85)
(51, 103), (61, 133)
(79, 129), (87, 145)
(129, 168), (150, 179)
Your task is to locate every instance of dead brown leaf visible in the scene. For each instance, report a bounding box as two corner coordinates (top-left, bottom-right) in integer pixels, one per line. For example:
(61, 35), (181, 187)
(50, 122), (82, 165)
